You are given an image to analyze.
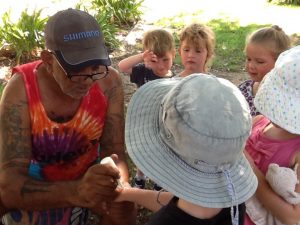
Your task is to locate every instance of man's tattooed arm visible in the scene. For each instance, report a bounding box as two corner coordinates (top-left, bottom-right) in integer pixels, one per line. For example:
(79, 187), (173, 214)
(0, 75), (83, 210)
(99, 67), (129, 181)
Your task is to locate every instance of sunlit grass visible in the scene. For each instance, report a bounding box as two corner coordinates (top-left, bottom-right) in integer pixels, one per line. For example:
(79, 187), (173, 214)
(209, 20), (267, 71)
(0, 84), (4, 94)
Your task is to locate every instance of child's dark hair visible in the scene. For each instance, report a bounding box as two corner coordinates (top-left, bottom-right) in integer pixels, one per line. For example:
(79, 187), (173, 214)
(246, 25), (291, 60)
(142, 29), (175, 57)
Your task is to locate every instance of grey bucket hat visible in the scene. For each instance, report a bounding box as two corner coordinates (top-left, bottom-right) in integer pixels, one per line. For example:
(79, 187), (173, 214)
(125, 74), (257, 209)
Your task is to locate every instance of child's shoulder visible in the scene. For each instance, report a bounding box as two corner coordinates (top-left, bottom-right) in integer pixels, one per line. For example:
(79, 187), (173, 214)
(133, 63), (146, 69)
(238, 79), (254, 89)
(132, 63), (151, 74)
(252, 115), (266, 126)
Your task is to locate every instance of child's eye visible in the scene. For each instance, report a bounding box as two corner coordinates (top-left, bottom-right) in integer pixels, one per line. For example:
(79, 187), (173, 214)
(255, 59), (265, 64)
(183, 48), (189, 52)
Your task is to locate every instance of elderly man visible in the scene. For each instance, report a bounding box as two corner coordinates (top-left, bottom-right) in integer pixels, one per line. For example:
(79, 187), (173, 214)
(0, 8), (135, 225)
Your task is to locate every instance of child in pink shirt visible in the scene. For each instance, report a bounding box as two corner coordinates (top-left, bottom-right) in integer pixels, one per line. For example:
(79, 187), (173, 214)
(245, 45), (300, 225)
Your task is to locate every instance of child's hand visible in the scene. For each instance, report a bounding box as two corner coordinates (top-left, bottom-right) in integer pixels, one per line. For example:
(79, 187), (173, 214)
(143, 50), (158, 69)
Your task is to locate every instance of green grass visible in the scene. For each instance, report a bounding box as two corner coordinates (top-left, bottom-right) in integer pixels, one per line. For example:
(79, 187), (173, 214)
(156, 12), (269, 72)
(0, 83), (4, 97)
(209, 19), (267, 71)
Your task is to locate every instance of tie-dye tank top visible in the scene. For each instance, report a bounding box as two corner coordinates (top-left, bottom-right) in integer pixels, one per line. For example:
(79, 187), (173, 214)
(4, 60), (108, 225)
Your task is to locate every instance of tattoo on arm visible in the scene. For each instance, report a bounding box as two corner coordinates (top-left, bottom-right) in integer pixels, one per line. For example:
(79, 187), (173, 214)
(101, 79), (125, 153)
(0, 100), (31, 163)
(21, 180), (52, 196)
(0, 161), (29, 171)
(104, 86), (118, 102)
(103, 75), (123, 102)
(101, 113), (124, 149)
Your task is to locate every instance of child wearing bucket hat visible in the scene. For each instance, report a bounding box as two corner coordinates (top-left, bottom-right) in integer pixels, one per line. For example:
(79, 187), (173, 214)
(117, 74), (258, 225)
(244, 45), (300, 225)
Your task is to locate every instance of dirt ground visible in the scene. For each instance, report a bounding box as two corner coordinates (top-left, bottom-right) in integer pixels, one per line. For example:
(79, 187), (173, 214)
(121, 69), (248, 106)
(110, 56), (249, 105)
(122, 70), (248, 106)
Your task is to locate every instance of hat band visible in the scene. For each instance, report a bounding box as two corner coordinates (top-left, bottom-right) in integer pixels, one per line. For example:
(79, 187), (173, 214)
(177, 154), (232, 174)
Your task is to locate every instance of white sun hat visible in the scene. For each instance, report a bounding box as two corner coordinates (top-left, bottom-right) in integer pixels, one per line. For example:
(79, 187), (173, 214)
(254, 45), (300, 134)
(125, 74), (257, 213)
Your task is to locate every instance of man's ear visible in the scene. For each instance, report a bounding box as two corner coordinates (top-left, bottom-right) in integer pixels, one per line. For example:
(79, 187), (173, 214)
(40, 50), (54, 73)
(40, 50), (53, 65)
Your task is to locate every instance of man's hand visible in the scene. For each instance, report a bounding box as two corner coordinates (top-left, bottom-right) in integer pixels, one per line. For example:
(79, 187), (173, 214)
(76, 163), (120, 208)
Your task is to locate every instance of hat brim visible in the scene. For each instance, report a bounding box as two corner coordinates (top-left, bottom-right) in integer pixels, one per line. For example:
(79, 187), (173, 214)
(54, 45), (111, 72)
(125, 77), (257, 208)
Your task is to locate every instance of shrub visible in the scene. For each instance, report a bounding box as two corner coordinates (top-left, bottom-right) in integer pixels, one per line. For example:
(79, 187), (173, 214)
(268, 0), (300, 5)
(75, 4), (121, 51)
(0, 9), (47, 64)
(77, 0), (145, 51)
(94, 10), (121, 51)
(90, 0), (144, 27)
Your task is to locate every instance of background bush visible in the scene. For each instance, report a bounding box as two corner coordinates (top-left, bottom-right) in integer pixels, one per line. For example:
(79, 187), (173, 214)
(76, 0), (145, 50)
(268, 0), (300, 5)
(0, 9), (47, 64)
(89, 0), (144, 27)
(0, 0), (145, 65)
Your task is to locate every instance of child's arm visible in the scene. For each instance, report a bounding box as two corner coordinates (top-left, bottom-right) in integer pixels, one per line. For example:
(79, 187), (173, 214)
(249, 155), (300, 224)
(116, 187), (173, 212)
(118, 53), (144, 75)
(118, 50), (157, 75)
